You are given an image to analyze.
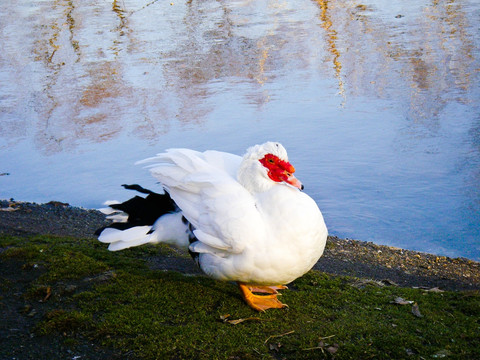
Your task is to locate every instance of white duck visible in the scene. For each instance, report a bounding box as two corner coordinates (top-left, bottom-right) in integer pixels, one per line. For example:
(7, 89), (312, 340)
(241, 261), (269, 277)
(97, 142), (328, 311)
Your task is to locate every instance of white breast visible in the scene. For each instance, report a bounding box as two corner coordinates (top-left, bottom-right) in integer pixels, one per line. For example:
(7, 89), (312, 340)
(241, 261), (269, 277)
(198, 184), (328, 285)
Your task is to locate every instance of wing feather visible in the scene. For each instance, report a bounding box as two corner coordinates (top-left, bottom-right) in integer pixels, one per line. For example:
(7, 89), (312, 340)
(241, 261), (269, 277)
(142, 149), (264, 254)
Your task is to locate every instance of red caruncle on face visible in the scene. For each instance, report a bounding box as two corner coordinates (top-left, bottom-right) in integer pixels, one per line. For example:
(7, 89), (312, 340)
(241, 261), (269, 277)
(259, 154), (303, 189)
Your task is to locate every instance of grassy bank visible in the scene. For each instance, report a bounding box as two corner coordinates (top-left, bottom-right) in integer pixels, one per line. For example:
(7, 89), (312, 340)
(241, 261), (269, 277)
(1, 235), (479, 359)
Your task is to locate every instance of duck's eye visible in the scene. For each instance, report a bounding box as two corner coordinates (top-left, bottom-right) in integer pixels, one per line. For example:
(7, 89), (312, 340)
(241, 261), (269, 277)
(268, 158), (275, 164)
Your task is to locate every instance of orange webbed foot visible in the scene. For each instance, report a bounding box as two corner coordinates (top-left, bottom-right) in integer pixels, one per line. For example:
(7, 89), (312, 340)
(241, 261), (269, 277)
(238, 283), (288, 311)
(249, 285), (288, 294)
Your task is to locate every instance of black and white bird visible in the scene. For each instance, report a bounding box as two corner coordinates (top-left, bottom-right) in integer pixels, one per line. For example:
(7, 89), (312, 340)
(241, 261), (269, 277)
(97, 142), (328, 311)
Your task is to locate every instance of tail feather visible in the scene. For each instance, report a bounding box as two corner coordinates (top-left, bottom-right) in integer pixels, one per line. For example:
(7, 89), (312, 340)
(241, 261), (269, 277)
(98, 226), (153, 251)
(96, 184), (191, 251)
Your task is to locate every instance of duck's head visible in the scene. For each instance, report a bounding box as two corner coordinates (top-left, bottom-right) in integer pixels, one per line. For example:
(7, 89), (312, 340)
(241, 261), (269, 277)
(237, 142), (303, 193)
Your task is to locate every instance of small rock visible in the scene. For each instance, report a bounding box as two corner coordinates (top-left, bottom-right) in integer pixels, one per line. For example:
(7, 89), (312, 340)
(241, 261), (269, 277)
(433, 349), (452, 358)
(411, 303), (423, 318)
(405, 348), (415, 356)
(64, 284), (78, 294)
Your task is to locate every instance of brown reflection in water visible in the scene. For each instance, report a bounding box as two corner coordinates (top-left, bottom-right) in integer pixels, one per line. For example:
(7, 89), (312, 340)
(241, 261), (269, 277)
(74, 62), (128, 140)
(164, 0), (318, 114)
(30, 0), (135, 154)
(30, 0), (79, 153)
(160, 0), (280, 120)
(315, 0), (345, 102)
(80, 64), (120, 108)
(405, 0), (477, 125)
(32, 1), (80, 66)
(107, 1), (172, 141)
(111, 0), (132, 55)
(311, 0), (477, 129)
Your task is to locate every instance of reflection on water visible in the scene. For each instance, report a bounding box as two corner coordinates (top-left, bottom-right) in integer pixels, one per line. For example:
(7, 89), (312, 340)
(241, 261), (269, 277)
(0, 0), (479, 260)
(316, 0), (345, 101)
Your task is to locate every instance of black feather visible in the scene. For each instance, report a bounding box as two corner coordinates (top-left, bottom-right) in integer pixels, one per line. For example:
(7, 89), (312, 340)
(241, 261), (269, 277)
(95, 184), (178, 235)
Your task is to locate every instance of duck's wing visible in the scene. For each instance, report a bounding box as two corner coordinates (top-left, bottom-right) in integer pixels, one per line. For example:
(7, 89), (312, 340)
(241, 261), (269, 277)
(139, 149), (265, 255)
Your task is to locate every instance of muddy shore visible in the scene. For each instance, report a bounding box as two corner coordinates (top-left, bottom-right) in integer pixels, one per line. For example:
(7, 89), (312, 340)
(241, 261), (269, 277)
(1, 199), (479, 291)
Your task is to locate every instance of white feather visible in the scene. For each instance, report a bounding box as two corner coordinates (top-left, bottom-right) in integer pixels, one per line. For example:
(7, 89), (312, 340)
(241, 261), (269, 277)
(97, 212), (190, 251)
(98, 226), (152, 251)
(98, 207), (120, 216)
(149, 212), (190, 248)
(103, 200), (121, 206)
(105, 213), (129, 223)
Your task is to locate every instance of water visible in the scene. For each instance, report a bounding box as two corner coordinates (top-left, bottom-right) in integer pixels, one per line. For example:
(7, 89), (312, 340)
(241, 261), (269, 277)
(1, 0), (479, 260)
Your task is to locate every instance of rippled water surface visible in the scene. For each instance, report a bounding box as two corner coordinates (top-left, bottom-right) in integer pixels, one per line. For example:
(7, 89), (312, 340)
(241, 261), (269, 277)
(1, 0), (479, 260)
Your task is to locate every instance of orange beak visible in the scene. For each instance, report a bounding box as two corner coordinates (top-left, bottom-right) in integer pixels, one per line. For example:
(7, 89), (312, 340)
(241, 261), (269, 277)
(285, 173), (304, 190)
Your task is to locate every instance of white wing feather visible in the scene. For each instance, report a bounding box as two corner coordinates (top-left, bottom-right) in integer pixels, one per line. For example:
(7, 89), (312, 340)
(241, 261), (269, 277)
(142, 149), (265, 254)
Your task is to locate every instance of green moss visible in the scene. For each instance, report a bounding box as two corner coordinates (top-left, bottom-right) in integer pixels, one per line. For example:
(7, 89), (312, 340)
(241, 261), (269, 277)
(42, 250), (109, 281)
(1, 244), (47, 261)
(2, 235), (480, 359)
(35, 309), (91, 335)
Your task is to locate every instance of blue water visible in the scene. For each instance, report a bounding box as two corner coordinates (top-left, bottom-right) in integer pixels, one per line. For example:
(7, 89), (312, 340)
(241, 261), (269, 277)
(1, 0), (479, 260)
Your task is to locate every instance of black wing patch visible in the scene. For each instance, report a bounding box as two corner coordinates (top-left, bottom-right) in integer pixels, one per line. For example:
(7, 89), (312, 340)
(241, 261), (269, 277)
(95, 184), (178, 234)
